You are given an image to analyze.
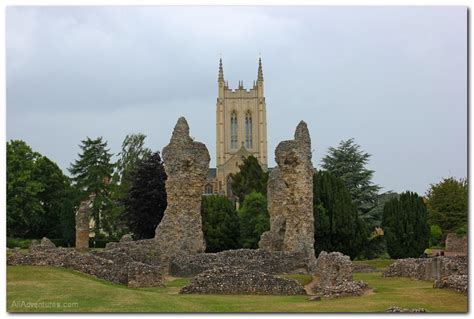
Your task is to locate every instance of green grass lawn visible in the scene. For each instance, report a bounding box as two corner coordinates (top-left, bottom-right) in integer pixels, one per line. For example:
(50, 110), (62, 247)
(7, 266), (467, 313)
(353, 258), (395, 271)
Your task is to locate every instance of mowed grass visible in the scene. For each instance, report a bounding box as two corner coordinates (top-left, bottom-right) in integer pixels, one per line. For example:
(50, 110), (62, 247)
(7, 266), (467, 313)
(353, 258), (395, 271)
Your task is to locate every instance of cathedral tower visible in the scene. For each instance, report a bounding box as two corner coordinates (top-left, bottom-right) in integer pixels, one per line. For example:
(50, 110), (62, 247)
(214, 58), (268, 196)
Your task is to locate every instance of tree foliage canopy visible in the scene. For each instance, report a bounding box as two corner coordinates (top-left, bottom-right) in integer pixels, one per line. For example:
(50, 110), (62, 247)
(123, 152), (167, 240)
(313, 170), (368, 259)
(425, 177), (467, 235)
(238, 192), (270, 249)
(230, 156), (268, 204)
(7, 140), (76, 243)
(382, 191), (430, 259)
(321, 138), (380, 217)
(69, 137), (115, 234)
(201, 195), (240, 252)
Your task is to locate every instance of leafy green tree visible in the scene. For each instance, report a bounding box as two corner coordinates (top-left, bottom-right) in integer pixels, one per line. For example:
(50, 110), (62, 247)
(7, 140), (44, 237)
(382, 191), (430, 259)
(425, 177), (468, 235)
(7, 140), (77, 243)
(313, 171), (368, 259)
(321, 138), (381, 218)
(123, 152), (167, 239)
(69, 137), (115, 235)
(238, 192), (270, 249)
(430, 224), (442, 247)
(230, 156), (268, 204)
(201, 195), (240, 252)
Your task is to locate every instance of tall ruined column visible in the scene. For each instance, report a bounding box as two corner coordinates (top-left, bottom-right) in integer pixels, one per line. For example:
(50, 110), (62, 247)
(155, 117), (210, 268)
(75, 197), (91, 251)
(259, 121), (316, 272)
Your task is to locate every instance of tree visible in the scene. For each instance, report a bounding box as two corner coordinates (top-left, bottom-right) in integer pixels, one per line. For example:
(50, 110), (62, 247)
(116, 133), (152, 193)
(313, 171), (368, 259)
(425, 177), (468, 235)
(201, 195), (240, 252)
(238, 192), (270, 249)
(382, 191), (430, 259)
(7, 140), (44, 237)
(230, 156), (268, 204)
(123, 152), (167, 239)
(69, 137), (115, 235)
(7, 140), (77, 243)
(430, 224), (442, 247)
(321, 138), (380, 218)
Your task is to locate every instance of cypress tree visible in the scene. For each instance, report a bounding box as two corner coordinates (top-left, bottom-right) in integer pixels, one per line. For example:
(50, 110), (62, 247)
(201, 195), (240, 252)
(313, 171), (368, 259)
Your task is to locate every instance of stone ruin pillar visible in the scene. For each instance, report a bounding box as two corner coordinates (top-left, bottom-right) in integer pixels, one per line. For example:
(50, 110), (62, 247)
(75, 196), (92, 251)
(155, 117), (210, 268)
(259, 121), (316, 272)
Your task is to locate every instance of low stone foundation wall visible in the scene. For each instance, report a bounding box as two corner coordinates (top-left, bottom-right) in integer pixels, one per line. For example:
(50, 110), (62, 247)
(433, 275), (468, 294)
(7, 238), (164, 288)
(383, 256), (467, 294)
(312, 251), (369, 298)
(180, 266), (306, 295)
(383, 256), (467, 281)
(170, 249), (309, 277)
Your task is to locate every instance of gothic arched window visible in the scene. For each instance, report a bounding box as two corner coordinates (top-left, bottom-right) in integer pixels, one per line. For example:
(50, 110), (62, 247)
(231, 111), (238, 149)
(245, 111), (253, 149)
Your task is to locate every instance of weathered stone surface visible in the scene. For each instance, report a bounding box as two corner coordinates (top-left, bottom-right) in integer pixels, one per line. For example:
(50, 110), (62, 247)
(75, 197), (91, 251)
(386, 306), (427, 313)
(127, 262), (164, 288)
(155, 117), (210, 268)
(383, 256), (467, 282)
(315, 251), (352, 286)
(120, 234), (133, 243)
(314, 280), (369, 298)
(7, 244), (164, 288)
(445, 233), (467, 254)
(259, 121), (316, 271)
(30, 237), (56, 251)
(101, 238), (160, 265)
(433, 275), (468, 294)
(312, 251), (369, 298)
(170, 249), (310, 277)
(180, 266), (306, 295)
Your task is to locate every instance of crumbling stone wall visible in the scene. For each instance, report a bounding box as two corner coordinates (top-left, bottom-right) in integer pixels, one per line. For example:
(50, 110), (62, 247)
(155, 117), (210, 267)
(75, 197), (91, 251)
(180, 266), (306, 295)
(7, 238), (164, 288)
(383, 256), (467, 294)
(259, 121), (316, 271)
(445, 233), (467, 254)
(312, 251), (369, 298)
(170, 249), (310, 277)
(383, 256), (467, 281)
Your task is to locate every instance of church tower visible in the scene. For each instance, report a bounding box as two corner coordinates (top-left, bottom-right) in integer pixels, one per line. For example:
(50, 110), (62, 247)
(214, 58), (268, 196)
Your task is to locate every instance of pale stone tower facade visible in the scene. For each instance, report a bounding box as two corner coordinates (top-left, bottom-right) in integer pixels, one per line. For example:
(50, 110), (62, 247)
(206, 58), (268, 196)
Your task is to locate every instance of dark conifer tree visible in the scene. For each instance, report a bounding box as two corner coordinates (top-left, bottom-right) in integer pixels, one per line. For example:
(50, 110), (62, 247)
(201, 195), (240, 252)
(313, 171), (368, 259)
(230, 155), (268, 204)
(382, 191), (430, 258)
(69, 137), (115, 235)
(123, 152), (167, 239)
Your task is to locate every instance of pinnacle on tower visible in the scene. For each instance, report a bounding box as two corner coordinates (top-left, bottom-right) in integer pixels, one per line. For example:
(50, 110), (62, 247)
(218, 58), (224, 82)
(258, 57), (264, 81)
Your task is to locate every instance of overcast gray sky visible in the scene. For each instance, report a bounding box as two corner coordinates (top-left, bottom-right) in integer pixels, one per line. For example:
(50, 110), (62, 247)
(6, 6), (467, 195)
